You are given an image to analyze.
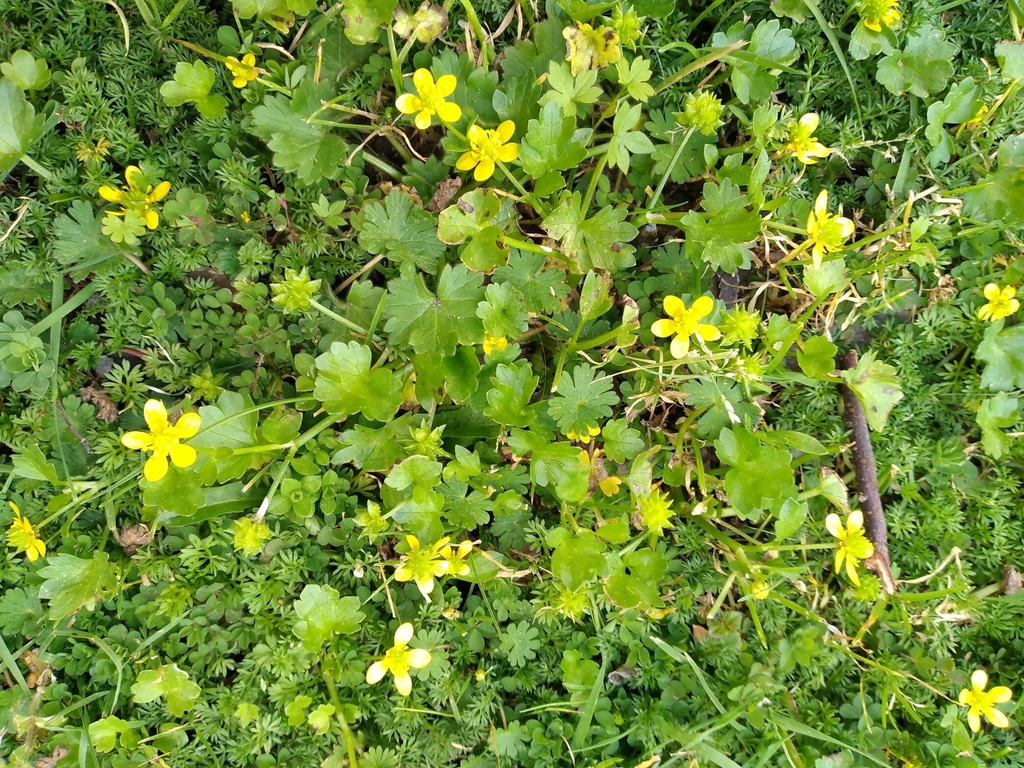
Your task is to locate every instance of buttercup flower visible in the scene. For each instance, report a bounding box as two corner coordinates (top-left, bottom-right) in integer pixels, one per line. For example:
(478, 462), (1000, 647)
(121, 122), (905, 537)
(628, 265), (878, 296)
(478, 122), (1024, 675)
(783, 114), (831, 165)
(580, 449), (621, 497)
(366, 623), (432, 696)
(825, 511), (874, 585)
(225, 54), (259, 89)
(99, 166), (171, 230)
(566, 425), (601, 444)
(6, 502), (45, 561)
(456, 121), (518, 182)
(959, 669), (1013, 732)
(443, 540), (474, 576)
(749, 579), (770, 600)
(396, 69), (461, 130)
(652, 295), (721, 358)
(393, 535), (451, 601)
(121, 399), (202, 482)
(858, 0), (901, 32)
(977, 284), (1019, 322)
(806, 190), (855, 269)
(483, 333), (508, 355)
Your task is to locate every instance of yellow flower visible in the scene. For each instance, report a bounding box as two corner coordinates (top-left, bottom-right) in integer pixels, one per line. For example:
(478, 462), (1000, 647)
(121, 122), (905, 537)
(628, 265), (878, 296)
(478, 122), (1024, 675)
(958, 669), (1013, 732)
(6, 502), (45, 561)
(99, 165), (171, 230)
(393, 535), (451, 602)
(121, 399), (202, 482)
(483, 333), (508, 355)
(963, 104), (989, 131)
(75, 135), (112, 164)
(749, 579), (770, 600)
(977, 284), (1020, 322)
(859, 0), (901, 32)
(566, 425), (601, 444)
(225, 53), (259, 89)
(443, 540), (474, 576)
(456, 121), (518, 182)
(396, 69), (462, 130)
(825, 511), (874, 585)
(806, 190), (855, 269)
(366, 622), (432, 696)
(579, 449), (621, 497)
(783, 114), (831, 165)
(651, 295), (721, 358)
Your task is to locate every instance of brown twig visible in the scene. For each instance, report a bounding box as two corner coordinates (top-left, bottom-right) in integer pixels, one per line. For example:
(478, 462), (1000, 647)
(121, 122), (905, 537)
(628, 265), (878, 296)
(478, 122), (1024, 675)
(837, 350), (896, 594)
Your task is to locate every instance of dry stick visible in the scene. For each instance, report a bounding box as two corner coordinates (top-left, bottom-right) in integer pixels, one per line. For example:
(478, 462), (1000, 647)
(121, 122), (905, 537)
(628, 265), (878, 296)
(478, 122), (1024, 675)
(837, 350), (896, 594)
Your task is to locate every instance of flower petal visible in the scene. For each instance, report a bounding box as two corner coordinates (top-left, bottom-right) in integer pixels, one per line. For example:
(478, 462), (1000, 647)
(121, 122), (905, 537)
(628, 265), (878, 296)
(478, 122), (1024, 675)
(696, 323), (721, 342)
(412, 68), (434, 93)
(143, 399), (169, 433)
(497, 142), (519, 162)
(474, 159), (495, 181)
(407, 649), (432, 668)
(144, 452), (168, 482)
(690, 295), (714, 318)
(846, 557), (860, 585)
(394, 672), (413, 696)
(990, 686), (1013, 703)
(847, 510), (864, 532)
(169, 443), (197, 468)
(456, 151), (479, 171)
(496, 120), (516, 143)
(837, 216), (855, 239)
(958, 688), (971, 704)
(814, 189), (828, 218)
(825, 513), (844, 539)
(173, 412), (202, 439)
(435, 74), (457, 96)
(145, 209), (159, 230)
(436, 101), (461, 123)
(467, 124), (487, 144)
(121, 431), (154, 450)
(967, 710), (981, 733)
(651, 319), (676, 338)
(984, 283), (1001, 301)
(125, 165), (143, 186)
(414, 109), (433, 130)
(971, 669), (989, 690)
(150, 181), (171, 202)
(669, 335), (690, 358)
(662, 295), (686, 320)
(366, 661), (386, 684)
(396, 93), (420, 115)
(800, 113), (819, 132)
(988, 708), (1010, 728)
(394, 622), (414, 646)
(242, 53), (256, 67)
(98, 185), (124, 203)
(26, 538), (45, 561)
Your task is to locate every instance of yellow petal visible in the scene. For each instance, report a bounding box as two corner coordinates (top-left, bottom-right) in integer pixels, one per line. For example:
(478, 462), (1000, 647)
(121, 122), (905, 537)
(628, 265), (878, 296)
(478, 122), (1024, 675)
(669, 335), (690, 358)
(242, 53), (256, 67)
(651, 319), (676, 338)
(394, 622), (414, 646)
(990, 686), (1013, 703)
(814, 190), (828, 218)
(405, 534), (420, 550)
(169, 443), (197, 468)
(864, 18), (882, 31)
(846, 557), (861, 585)
(825, 513), (844, 539)
(145, 209), (159, 230)
(456, 151), (479, 171)
(143, 399), (169, 433)
(98, 185), (124, 203)
(412, 68), (434, 93)
(474, 159), (495, 181)
(233, 76), (247, 88)
(971, 669), (989, 690)
(497, 143), (519, 162)
(26, 538), (45, 561)
(958, 688), (971, 704)
(847, 510), (864, 532)
(144, 452), (168, 482)
(662, 295), (686, 319)
(150, 180), (171, 202)
(837, 217), (855, 240)
(496, 120), (516, 143)
(468, 124), (487, 144)
(800, 113), (819, 133)
(395, 93), (421, 115)
(121, 431), (154, 450)
(394, 672), (413, 696)
(414, 110), (433, 130)
(436, 101), (461, 123)
(125, 165), (143, 186)
(435, 74), (457, 97)
(988, 708), (1010, 728)
(366, 661), (386, 684)
(690, 295), (714, 318)
(984, 283), (1002, 300)
(173, 412), (202, 439)
(407, 649), (432, 668)
(696, 323), (721, 341)
(967, 710), (981, 732)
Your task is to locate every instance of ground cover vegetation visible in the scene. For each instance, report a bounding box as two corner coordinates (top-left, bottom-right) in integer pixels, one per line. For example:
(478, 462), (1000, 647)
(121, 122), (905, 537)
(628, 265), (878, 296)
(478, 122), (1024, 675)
(0, 0), (1023, 764)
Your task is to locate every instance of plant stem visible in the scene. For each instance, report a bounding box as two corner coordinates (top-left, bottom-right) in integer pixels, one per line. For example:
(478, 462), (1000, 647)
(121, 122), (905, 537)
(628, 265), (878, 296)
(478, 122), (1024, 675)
(309, 299), (372, 337)
(459, 0), (491, 67)
(580, 154), (607, 215)
(323, 665), (359, 768)
(361, 151), (403, 181)
(648, 126), (695, 213)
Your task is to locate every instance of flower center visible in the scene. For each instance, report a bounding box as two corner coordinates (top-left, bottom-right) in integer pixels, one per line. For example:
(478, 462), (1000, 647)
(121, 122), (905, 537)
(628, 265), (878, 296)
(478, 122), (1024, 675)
(381, 646), (411, 676)
(470, 130), (504, 162)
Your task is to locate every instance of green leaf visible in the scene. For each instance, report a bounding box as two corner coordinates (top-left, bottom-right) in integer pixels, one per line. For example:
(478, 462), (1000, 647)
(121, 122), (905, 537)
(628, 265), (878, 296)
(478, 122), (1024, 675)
(797, 336), (837, 379)
(88, 716), (133, 753)
(605, 549), (666, 610)
(383, 264), (485, 356)
(876, 25), (956, 98)
(190, 391), (259, 482)
(233, 0), (313, 31)
(548, 364), (618, 437)
(713, 20), (798, 104)
(614, 57), (655, 102)
(285, 695), (312, 726)
(159, 61), (227, 119)
(714, 426), (798, 519)
(519, 101), (590, 179)
(359, 190), (445, 272)
(493, 251), (570, 314)
(680, 180), (760, 273)
(925, 78), (983, 165)
(539, 62), (602, 117)
(996, 40), (1024, 80)
(601, 419), (645, 463)
(143, 465), (206, 517)
(314, 341), (402, 422)
(11, 443), (60, 484)
(509, 429), (590, 502)
(977, 322), (1024, 391)
(441, 347), (481, 403)
(1, 51), (50, 91)
(477, 282), (529, 339)
(38, 551), (118, 620)
(308, 703), (335, 734)
(485, 361), (540, 427)
(340, 0), (398, 43)
(977, 393), (1019, 460)
(551, 530), (609, 589)
(542, 192), (638, 272)
(250, 81), (347, 183)
(608, 101), (655, 173)
(839, 350), (904, 431)
(963, 133), (1024, 226)
(292, 584), (364, 653)
(437, 189), (518, 273)
(0, 77), (45, 180)
(773, 497), (808, 541)
(579, 270), (614, 321)
(51, 201), (134, 280)
(440, 479), (494, 527)
(131, 664), (201, 717)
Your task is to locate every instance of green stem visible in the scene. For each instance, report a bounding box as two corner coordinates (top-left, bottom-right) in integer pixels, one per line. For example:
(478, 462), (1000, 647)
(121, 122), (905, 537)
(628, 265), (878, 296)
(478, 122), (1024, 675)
(648, 126), (695, 213)
(18, 154), (53, 179)
(459, 0), (490, 67)
(362, 151), (403, 181)
(496, 161), (547, 215)
(323, 665), (359, 768)
(580, 154), (607, 216)
(309, 299), (372, 337)
(231, 442), (294, 455)
(388, 26), (403, 94)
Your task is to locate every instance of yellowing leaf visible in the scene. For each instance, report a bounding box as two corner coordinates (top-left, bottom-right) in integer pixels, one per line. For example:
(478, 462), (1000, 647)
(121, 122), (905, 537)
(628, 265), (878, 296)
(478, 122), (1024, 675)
(562, 22), (622, 76)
